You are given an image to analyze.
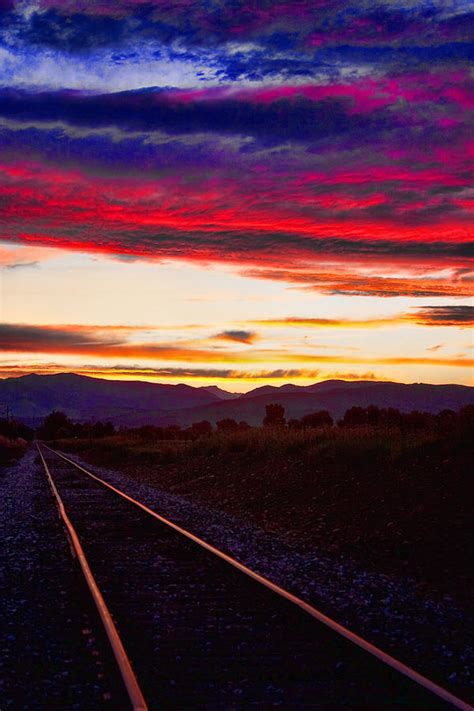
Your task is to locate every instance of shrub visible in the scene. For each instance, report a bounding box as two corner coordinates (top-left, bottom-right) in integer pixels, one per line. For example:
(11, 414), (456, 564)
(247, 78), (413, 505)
(300, 410), (333, 429)
(190, 420), (213, 438)
(263, 403), (286, 427)
(216, 418), (240, 432)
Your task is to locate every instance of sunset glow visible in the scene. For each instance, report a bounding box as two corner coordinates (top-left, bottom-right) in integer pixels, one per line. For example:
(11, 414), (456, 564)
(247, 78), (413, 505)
(0, 1), (472, 389)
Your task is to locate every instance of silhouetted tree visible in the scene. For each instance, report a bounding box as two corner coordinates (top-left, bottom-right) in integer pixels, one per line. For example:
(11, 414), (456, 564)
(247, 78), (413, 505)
(165, 425), (182, 439)
(0, 417), (34, 441)
(38, 410), (73, 440)
(366, 405), (382, 426)
(437, 409), (456, 430)
(401, 410), (436, 430)
(338, 406), (366, 427)
(216, 418), (240, 432)
(191, 420), (213, 438)
(459, 404), (474, 424)
(384, 407), (403, 427)
(263, 403), (286, 427)
(238, 420), (251, 431)
(300, 410), (333, 428)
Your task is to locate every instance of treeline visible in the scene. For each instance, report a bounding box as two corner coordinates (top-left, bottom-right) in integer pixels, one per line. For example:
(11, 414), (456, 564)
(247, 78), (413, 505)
(0, 417), (34, 463)
(36, 402), (474, 441)
(0, 417), (34, 441)
(290, 404), (474, 431)
(37, 411), (116, 440)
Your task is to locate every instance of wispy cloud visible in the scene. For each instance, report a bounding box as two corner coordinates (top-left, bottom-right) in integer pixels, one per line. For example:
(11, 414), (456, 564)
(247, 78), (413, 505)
(0, 322), (472, 369)
(243, 269), (474, 298)
(252, 305), (474, 329)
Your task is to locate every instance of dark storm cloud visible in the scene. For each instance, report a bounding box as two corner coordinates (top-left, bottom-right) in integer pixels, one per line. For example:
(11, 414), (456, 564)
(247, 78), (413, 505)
(3, 1), (474, 52)
(0, 88), (376, 144)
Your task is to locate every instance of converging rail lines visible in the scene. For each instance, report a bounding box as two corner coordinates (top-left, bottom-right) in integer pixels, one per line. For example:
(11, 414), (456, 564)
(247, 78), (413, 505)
(36, 442), (473, 711)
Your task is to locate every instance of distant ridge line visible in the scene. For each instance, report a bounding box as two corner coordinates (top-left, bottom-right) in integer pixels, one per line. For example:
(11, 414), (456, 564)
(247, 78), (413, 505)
(1, 373), (472, 428)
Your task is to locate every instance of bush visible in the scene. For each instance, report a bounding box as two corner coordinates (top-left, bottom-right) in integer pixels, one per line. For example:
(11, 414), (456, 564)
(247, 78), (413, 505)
(216, 418), (240, 432)
(263, 403), (286, 427)
(300, 410), (333, 429)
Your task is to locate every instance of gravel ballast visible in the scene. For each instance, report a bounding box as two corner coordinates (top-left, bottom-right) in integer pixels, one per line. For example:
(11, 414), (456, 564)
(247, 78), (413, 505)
(1, 446), (473, 706)
(59, 447), (474, 704)
(0, 448), (128, 709)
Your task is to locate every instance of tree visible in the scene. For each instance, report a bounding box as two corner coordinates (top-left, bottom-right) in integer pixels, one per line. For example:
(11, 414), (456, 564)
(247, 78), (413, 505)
(366, 405), (382, 426)
(216, 418), (239, 432)
(384, 407), (402, 428)
(263, 403), (286, 427)
(401, 410), (435, 430)
(459, 404), (474, 425)
(38, 410), (73, 440)
(191, 420), (213, 438)
(300, 410), (333, 428)
(437, 409), (456, 429)
(0, 417), (34, 441)
(338, 406), (367, 427)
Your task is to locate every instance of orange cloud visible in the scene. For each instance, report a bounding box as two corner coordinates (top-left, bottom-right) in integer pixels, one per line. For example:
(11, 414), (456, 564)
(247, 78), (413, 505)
(0, 322), (472, 370)
(253, 305), (474, 329)
(252, 317), (400, 329)
(243, 268), (474, 298)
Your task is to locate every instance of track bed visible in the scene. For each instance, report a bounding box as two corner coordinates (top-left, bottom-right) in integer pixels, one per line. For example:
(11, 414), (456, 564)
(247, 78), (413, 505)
(39, 445), (468, 710)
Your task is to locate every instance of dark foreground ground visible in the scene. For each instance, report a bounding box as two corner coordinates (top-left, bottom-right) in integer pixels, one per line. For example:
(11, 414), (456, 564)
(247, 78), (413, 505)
(58, 422), (474, 610)
(0, 449), (128, 710)
(2, 423), (473, 706)
(51, 423), (474, 702)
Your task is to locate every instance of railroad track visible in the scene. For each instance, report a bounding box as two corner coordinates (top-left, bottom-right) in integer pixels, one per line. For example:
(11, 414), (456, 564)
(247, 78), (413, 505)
(37, 442), (473, 710)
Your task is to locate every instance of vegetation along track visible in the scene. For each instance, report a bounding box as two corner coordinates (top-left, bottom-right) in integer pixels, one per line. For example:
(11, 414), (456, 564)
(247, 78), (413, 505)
(37, 443), (473, 711)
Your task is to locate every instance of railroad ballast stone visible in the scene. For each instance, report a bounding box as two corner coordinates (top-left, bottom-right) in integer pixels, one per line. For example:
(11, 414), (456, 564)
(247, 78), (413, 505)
(60, 447), (474, 704)
(38, 446), (459, 709)
(0, 449), (128, 710)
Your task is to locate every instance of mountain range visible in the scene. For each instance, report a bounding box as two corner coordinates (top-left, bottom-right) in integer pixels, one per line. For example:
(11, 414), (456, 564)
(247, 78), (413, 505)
(0, 373), (473, 427)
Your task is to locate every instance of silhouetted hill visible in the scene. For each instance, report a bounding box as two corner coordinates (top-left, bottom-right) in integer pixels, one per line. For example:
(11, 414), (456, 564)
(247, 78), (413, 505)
(238, 379), (377, 398)
(201, 386), (239, 400)
(175, 381), (474, 426)
(0, 373), (222, 425)
(0, 374), (472, 427)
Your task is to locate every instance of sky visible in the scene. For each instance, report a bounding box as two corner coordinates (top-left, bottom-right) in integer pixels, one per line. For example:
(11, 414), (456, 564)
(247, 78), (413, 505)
(0, 0), (473, 391)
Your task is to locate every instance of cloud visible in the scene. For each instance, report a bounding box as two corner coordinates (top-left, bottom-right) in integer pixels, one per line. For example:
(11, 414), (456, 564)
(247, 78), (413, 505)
(4, 259), (38, 269)
(0, 322), (472, 369)
(0, 72), (471, 298)
(252, 305), (474, 329)
(0, 362), (320, 382)
(253, 316), (398, 329)
(0, 322), (128, 350)
(318, 371), (385, 382)
(426, 344), (444, 352)
(77, 366), (320, 381)
(243, 269), (474, 298)
(0, 241), (62, 267)
(409, 305), (474, 327)
(0, 86), (381, 142)
(0, 3), (471, 303)
(212, 330), (257, 344)
(3, 1), (473, 60)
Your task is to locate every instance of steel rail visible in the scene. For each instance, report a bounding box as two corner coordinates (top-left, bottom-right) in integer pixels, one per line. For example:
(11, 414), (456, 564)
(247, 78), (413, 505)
(42, 442), (473, 711)
(36, 443), (148, 711)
